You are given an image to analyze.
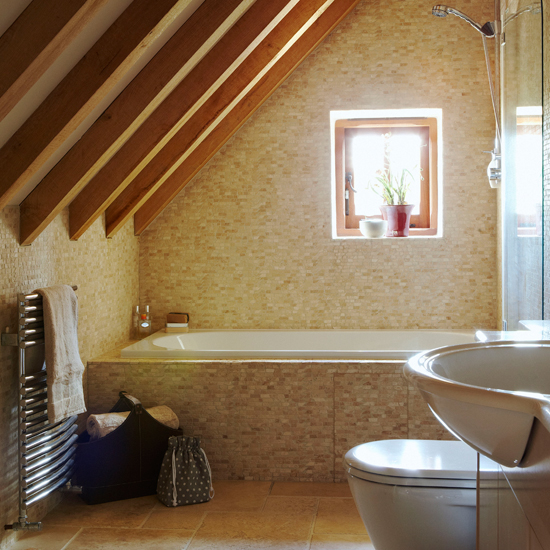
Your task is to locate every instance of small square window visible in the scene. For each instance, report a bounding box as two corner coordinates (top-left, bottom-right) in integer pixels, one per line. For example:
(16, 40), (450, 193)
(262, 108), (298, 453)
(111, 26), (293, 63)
(332, 112), (440, 238)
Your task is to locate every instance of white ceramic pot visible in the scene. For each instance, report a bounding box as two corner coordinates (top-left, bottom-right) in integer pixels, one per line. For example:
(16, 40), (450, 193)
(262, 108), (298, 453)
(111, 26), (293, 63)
(359, 219), (387, 238)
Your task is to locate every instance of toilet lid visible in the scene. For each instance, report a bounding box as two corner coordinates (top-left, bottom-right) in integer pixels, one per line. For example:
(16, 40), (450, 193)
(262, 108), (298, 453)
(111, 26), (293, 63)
(345, 440), (482, 487)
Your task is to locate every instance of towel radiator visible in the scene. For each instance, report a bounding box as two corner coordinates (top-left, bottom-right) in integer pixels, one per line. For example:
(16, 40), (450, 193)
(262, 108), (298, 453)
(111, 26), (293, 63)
(2, 287), (80, 532)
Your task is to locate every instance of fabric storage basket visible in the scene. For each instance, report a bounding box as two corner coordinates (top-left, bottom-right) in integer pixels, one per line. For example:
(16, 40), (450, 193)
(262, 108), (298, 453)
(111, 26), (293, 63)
(75, 392), (182, 504)
(157, 435), (214, 507)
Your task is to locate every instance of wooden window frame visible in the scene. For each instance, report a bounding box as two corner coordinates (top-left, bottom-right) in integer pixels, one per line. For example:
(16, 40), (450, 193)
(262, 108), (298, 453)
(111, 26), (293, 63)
(334, 117), (438, 237)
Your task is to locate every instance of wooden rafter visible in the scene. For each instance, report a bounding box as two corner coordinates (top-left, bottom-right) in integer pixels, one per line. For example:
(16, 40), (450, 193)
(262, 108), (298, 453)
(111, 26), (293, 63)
(0, 0), (108, 123)
(7, 0), (361, 244)
(122, 0), (361, 237)
(65, 0), (303, 240)
(104, 0), (341, 236)
(0, 0), (195, 214)
(19, 0), (252, 246)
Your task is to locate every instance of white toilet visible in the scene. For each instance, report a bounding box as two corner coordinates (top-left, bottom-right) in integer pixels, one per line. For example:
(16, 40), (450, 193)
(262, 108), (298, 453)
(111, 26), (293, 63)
(344, 439), (479, 550)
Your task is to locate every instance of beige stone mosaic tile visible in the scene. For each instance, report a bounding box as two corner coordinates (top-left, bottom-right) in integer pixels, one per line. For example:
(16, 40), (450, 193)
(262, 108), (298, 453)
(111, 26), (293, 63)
(0, 208), (24, 550)
(139, 0), (498, 334)
(86, 359), (448, 482)
(123, 362), (176, 409)
(107, 360), (335, 481)
(334, 371), (409, 481)
(0, 209), (139, 547)
(236, 363), (334, 482)
(159, 361), (246, 480)
(87, 362), (127, 414)
(1, 0), (514, 543)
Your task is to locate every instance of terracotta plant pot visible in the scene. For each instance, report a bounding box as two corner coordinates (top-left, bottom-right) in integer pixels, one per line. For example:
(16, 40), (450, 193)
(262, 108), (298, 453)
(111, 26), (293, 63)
(379, 204), (415, 237)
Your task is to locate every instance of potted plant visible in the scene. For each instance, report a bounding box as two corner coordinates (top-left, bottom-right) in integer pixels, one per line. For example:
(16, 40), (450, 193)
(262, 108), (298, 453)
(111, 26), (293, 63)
(370, 133), (417, 237)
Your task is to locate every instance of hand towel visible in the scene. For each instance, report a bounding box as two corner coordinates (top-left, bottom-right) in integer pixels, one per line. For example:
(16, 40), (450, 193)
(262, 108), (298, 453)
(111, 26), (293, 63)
(86, 405), (180, 440)
(37, 284), (87, 422)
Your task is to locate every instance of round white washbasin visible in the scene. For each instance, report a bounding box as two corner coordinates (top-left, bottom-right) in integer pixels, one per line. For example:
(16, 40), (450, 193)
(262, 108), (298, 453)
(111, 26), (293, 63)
(404, 340), (550, 468)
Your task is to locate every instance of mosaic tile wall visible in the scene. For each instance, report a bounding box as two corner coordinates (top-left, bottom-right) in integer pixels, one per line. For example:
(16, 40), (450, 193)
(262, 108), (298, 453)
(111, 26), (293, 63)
(544, 0), (550, 319)
(139, 0), (499, 332)
(0, 208), (139, 550)
(87, 356), (453, 483)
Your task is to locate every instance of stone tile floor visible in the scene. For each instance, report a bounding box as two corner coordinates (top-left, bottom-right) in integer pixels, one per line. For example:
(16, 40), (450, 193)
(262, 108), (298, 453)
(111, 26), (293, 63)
(13, 481), (374, 550)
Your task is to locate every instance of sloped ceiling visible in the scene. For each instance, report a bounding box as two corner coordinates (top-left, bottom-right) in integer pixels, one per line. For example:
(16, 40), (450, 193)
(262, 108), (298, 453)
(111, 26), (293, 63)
(0, 0), (360, 245)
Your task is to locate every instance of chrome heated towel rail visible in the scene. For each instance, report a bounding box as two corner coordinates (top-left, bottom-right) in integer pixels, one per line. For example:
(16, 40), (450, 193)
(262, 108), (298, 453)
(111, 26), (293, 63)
(2, 287), (79, 531)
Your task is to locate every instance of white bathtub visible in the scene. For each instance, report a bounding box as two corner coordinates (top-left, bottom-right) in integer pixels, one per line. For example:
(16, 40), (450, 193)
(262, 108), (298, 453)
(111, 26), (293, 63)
(120, 329), (476, 360)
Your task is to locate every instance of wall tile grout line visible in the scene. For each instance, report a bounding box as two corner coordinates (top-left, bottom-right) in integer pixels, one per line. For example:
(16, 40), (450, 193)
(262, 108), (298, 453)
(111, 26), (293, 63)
(306, 504), (319, 550)
(136, 500), (159, 529)
(259, 481), (275, 511)
(182, 510), (209, 550)
(59, 527), (84, 550)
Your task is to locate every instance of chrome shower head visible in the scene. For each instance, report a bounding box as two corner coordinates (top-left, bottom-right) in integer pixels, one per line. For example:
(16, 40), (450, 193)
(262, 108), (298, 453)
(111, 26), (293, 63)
(432, 5), (450, 17)
(432, 5), (495, 37)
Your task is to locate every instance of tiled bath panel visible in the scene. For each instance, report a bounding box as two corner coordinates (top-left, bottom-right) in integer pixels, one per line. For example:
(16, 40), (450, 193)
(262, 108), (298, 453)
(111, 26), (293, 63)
(87, 357), (452, 482)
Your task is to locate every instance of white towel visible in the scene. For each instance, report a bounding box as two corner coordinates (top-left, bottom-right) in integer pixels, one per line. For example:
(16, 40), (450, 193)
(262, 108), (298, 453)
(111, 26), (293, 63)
(37, 285), (87, 422)
(86, 405), (180, 440)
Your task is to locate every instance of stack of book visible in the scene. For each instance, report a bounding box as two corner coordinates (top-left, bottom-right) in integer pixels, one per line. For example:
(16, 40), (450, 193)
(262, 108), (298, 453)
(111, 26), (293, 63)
(165, 312), (189, 332)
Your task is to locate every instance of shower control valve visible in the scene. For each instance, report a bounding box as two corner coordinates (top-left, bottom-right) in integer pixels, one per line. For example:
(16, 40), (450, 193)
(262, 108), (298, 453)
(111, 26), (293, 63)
(483, 149), (501, 188)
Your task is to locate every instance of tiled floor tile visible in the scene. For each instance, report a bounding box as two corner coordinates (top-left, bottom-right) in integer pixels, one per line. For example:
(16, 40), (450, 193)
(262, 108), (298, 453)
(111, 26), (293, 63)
(41, 494), (158, 528)
(310, 534), (375, 549)
(142, 502), (206, 530)
(262, 496), (318, 515)
(65, 527), (194, 549)
(13, 481), (375, 550)
(187, 512), (312, 549)
(197, 480), (272, 511)
(314, 498), (367, 535)
(11, 525), (81, 550)
(270, 482), (351, 498)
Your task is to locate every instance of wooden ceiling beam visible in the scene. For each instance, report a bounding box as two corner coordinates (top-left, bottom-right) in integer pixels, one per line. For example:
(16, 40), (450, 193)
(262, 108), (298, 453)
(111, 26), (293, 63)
(65, 0), (302, 241)
(0, 0), (195, 215)
(123, 0), (361, 237)
(103, 0), (337, 237)
(19, 0), (251, 246)
(0, 0), (108, 123)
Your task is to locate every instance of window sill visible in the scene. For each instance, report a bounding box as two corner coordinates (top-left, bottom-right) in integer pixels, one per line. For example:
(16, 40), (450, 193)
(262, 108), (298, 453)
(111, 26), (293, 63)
(335, 227), (439, 239)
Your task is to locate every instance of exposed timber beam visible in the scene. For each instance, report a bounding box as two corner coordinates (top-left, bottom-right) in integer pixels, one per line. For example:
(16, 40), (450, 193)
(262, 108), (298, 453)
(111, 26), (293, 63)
(0, 0), (195, 214)
(115, 0), (361, 237)
(0, 0), (108, 123)
(65, 0), (302, 240)
(19, 0), (252, 246)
